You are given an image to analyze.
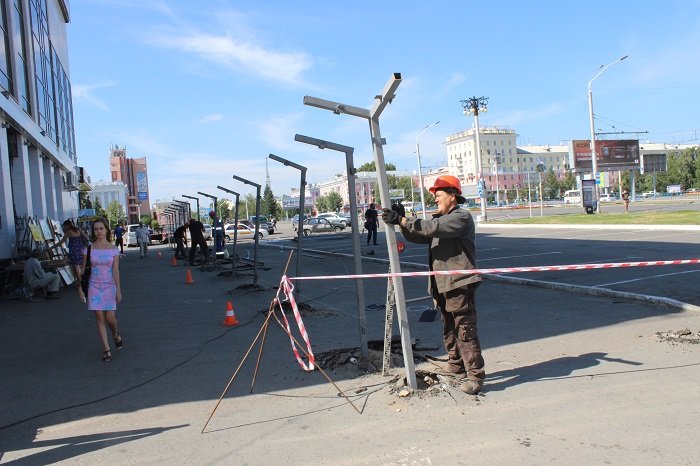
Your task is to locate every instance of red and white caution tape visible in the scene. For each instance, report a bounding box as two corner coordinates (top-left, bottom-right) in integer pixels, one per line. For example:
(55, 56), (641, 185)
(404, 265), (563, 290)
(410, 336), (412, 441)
(289, 258), (700, 281)
(276, 275), (316, 371)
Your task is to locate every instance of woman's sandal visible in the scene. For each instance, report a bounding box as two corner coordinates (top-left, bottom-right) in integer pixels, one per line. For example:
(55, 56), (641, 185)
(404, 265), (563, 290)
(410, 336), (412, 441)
(114, 331), (123, 349)
(102, 350), (112, 362)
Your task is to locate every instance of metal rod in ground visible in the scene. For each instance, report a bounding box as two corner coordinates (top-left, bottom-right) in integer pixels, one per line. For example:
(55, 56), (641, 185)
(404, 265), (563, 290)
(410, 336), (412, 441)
(250, 251), (295, 394)
(269, 310), (363, 415)
(249, 304), (274, 393)
(201, 310), (274, 434)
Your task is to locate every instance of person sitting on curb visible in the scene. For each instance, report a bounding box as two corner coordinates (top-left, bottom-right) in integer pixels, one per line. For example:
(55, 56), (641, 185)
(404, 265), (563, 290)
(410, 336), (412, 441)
(23, 249), (61, 299)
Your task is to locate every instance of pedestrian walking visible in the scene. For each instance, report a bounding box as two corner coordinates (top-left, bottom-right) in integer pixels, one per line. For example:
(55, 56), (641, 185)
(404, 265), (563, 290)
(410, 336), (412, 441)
(53, 220), (89, 281)
(622, 189), (630, 213)
(114, 223), (125, 254)
(382, 175), (485, 394)
(364, 203), (379, 246)
(78, 217), (123, 363)
(135, 222), (150, 258)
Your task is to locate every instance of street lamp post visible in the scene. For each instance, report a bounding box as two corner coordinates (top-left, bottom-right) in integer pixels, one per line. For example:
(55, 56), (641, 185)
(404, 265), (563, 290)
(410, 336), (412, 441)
(293, 135), (368, 358)
(304, 73), (418, 389)
(415, 121), (439, 219)
(182, 194), (200, 221)
(461, 96), (489, 221)
(217, 186), (240, 274)
(268, 154), (306, 298)
(588, 55), (628, 214)
(232, 175), (261, 287)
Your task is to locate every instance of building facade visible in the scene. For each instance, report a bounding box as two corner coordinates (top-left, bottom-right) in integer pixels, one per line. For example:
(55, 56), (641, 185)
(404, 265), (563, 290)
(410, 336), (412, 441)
(0, 0), (77, 260)
(86, 180), (127, 215)
(109, 144), (151, 223)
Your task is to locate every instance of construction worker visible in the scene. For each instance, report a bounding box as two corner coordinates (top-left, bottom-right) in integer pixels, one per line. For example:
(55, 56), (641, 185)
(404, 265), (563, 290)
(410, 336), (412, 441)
(381, 174), (484, 394)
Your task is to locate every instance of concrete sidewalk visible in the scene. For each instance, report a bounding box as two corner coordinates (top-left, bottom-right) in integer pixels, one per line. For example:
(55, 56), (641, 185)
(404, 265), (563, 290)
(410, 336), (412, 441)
(1, 242), (699, 464)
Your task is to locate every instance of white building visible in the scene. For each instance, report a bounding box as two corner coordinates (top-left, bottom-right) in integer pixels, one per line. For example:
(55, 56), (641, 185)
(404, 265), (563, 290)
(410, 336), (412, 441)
(0, 0), (77, 260)
(87, 181), (128, 213)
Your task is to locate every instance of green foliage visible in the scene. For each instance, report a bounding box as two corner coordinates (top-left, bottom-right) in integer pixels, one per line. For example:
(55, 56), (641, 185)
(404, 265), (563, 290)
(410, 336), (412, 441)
(140, 214), (153, 226)
(105, 201), (126, 227)
(372, 175), (413, 205)
(93, 197), (106, 218)
(315, 192), (344, 213)
(262, 185), (283, 219)
(543, 167), (561, 199)
(357, 161), (397, 172)
(218, 199), (231, 222)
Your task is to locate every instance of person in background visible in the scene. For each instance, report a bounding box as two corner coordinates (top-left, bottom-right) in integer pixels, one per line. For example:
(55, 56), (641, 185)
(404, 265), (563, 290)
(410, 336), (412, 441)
(188, 217), (209, 266)
(53, 220), (89, 282)
(78, 217), (122, 363)
(382, 175), (485, 395)
(174, 222), (189, 259)
(364, 203), (379, 246)
(114, 222), (125, 255)
(135, 222), (150, 258)
(23, 249), (61, 299)
(622, 189), (630, 213)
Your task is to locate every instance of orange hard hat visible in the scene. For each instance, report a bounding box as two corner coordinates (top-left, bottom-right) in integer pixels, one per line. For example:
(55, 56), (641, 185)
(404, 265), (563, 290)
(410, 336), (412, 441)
(429, 175), (462, 195)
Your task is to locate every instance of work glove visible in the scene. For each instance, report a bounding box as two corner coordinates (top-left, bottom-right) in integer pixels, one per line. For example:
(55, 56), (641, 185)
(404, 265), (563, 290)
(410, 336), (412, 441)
(381, 208), (402, 225)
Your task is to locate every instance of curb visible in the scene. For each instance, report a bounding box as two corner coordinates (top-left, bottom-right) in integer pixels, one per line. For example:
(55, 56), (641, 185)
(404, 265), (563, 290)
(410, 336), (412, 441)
(477, 223), (700, 231)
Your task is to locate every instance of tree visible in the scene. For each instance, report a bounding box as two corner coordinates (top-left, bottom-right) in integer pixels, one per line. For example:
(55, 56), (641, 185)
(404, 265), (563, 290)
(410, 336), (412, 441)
(357, 161), (397, 172)
(93, 197), (106, 218)
(140, 214), (153, 226)
(262, 185), (283, 219)
(218, 199), (231, 222)
(105, 201), (126, 227)
(372, 175), (412, 206)
(543, 167), (561, 199)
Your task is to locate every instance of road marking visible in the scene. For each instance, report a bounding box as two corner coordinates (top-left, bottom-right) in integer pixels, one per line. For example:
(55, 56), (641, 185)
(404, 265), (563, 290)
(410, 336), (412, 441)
(479, 251), (562, 262)
(594, 269), (700, 287)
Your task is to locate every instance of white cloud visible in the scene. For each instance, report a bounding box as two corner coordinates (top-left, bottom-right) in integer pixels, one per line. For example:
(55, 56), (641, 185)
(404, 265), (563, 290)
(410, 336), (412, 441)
(146, 30), (313, 86)
(72, 80), (118, 111)
(199, 113), (224, 124)
(253, 113), (304, 151)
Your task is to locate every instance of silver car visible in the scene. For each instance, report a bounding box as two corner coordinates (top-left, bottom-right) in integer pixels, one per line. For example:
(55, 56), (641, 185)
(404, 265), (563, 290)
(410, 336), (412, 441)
(296, 217), (345, 236)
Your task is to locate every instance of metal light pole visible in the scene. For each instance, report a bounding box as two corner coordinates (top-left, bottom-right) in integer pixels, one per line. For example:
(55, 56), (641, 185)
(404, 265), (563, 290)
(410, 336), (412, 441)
(232, 175), (261, 286)
(217, 186), (240, 273)
(493, 152), (501, 207)
(293, 135), (368, 358)
(268, 153), (306, 298)
(461, 97), (489, 221)
(415, 121), (439, 219)
(304, 73), (417, 389)
(588, 55), (628, 214)
(198, 191), (222, 261)
(183, 194), (199, 221)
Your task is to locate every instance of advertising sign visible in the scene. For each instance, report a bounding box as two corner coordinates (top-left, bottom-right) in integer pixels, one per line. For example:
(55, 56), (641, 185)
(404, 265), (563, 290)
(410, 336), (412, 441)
(569, 140), (640, 172)
(389, 189), (405, 200)
(581, 179), (597, 213)
(136, 172), (148, 200)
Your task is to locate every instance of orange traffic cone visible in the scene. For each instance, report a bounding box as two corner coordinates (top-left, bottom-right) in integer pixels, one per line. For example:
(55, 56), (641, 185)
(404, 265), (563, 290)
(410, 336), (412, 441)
(222, 301), (239, 326)
(184, 269), (195, 284)
(171, 256), (178, 266)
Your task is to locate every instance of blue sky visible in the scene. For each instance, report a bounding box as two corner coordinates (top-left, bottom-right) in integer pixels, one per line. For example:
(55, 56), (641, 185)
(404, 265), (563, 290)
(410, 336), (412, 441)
(69, 0), (700, 204)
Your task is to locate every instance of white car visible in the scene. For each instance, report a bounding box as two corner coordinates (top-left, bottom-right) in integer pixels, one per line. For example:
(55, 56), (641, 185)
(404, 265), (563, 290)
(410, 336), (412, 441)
(316, 213), (348, 227)
(599, 194), (617, 202)
(223, 223), (268, 242)
(124, 224), (140, 247)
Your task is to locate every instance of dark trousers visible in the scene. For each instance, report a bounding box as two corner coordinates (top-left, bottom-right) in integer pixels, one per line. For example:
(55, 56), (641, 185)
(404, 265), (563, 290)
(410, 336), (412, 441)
(115, 237), (123, 254)
(175, 238), (186, 258)
(189, 237), (209, 265)
(436, 286), (485, 381)
(366, 225), (378, 245)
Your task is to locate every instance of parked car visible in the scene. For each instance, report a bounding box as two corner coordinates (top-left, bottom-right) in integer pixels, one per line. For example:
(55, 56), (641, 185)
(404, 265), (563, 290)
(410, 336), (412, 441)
(203, 223), (212, 240)
(291, 214), (309, 227)
(599, 193), (617, 202)
(223, 223), (268, 242)
(316, 213), (348, 227)
(640, 191), (658, 198)
(295, 217), (346, 236)
(149, 227), (170, 243)
(124, 224), (140, 247)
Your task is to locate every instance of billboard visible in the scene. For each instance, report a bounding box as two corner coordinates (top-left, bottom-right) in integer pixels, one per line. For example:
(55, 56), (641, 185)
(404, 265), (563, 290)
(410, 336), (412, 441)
(569, 140), (640, 172)
(136, 172), (148, 200)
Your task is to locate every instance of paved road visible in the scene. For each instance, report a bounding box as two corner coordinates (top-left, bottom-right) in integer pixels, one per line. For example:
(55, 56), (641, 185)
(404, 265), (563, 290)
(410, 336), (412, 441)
(268, 218), (700, 306)
(1, 217), (699, 464)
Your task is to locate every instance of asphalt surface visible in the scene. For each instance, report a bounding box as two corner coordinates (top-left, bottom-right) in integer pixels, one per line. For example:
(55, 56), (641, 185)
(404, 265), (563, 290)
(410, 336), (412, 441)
(1, 220), (699, 464)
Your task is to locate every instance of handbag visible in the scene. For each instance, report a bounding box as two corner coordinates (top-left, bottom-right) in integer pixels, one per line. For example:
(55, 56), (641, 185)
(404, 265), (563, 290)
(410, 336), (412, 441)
(80, 245), (91, 296)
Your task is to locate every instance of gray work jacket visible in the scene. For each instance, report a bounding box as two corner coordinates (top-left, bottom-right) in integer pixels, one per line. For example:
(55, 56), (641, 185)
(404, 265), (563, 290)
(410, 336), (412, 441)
(400, 206), (480, 295)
